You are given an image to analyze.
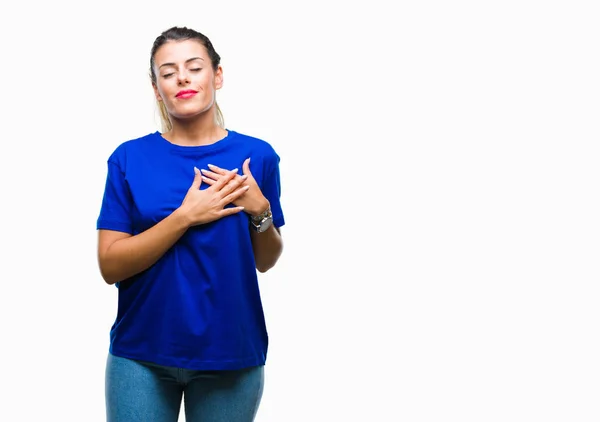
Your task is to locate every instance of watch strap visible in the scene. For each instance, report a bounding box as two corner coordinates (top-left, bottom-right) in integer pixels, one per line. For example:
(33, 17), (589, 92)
(250, 206), (273, 232)
(250, 206), (272, 223)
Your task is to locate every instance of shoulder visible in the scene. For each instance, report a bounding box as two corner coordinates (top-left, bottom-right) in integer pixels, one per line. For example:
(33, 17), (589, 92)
(107, 132), (160, 165)
(229, 130), (277, 152)
(228, 130), (280, 160)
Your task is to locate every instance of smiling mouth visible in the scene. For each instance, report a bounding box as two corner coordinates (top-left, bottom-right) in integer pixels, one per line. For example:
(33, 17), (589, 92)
(176, 90), (198, 99)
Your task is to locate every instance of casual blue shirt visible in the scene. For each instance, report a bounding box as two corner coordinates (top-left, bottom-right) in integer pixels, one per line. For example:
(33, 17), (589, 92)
(96, 130), (285, 370)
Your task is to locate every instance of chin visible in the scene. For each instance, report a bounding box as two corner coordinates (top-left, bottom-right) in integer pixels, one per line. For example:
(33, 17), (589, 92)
(170, 104), (212, 119)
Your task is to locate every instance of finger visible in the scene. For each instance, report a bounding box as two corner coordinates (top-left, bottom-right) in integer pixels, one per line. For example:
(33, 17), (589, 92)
(242, 158), (252, 177)
(211, 168), (238, 190)
(221, 185), (250, 205)
(200, 169), (220, 180)
(191, 167), (203, 189)
(207, 164), (228, 175)
(201, 176), (216, 186)
(203, 174), (247, 186)
(219, 206), (245, 217)
(219, 174), (248, 197)
(201, 168), (245, 182)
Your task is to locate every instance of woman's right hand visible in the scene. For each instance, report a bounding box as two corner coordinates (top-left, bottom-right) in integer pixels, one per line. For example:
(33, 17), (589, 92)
(179, 167), (249, 227)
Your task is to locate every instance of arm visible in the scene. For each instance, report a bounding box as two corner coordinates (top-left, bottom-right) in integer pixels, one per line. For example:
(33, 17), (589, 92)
(98, 167), (248, 285)
(202, 158), (285, 273)
(98, 209), (190, 285)
(250, 224), (283, 273)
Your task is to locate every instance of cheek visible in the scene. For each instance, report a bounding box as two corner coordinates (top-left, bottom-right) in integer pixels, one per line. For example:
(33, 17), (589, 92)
(156, 82), (176, 102)
(158, 81), (170, 95)
(198, 72), (216, 88)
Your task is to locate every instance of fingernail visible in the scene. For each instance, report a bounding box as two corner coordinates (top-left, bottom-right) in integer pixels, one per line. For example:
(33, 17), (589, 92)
(232, 168), (238, 172)
(207, 164), (215, 168)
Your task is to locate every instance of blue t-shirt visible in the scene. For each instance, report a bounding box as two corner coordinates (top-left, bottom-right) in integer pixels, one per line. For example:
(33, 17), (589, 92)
(96, 130), (285, 370)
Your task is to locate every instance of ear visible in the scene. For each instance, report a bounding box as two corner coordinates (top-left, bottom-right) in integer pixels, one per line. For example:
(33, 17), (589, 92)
(214, 65), (224, 90)
(152, 82), (163, 102)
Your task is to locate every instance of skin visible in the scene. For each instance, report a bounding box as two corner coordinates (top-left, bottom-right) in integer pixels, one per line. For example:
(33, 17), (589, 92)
(98, 39), (283, 285)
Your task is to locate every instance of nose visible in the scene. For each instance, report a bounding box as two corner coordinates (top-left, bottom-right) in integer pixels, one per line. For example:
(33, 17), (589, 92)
(177, 71), (190, 85)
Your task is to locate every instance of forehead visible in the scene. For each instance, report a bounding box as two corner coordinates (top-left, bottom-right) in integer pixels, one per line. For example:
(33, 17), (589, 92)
(154, 39), (208, 65)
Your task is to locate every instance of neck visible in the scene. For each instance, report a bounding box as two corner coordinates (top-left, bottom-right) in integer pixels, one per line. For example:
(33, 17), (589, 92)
(164, 110), (226, 146)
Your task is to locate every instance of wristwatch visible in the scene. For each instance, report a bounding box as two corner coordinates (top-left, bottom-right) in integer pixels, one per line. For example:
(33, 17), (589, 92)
(250, 206), (273, 233)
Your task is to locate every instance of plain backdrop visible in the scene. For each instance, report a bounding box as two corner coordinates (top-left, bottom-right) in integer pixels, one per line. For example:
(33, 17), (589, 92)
(0, 1), (599, 421)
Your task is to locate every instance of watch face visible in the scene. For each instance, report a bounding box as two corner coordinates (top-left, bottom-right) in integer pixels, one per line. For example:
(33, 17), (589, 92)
(251, 207), (272, 224)
(256, 217), (273, 233)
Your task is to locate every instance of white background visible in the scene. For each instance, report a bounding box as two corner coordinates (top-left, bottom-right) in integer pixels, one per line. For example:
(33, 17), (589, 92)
(0, 1), (599, 421)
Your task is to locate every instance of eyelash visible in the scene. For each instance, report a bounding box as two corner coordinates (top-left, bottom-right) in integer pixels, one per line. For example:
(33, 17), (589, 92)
(162, 68), (202, 79)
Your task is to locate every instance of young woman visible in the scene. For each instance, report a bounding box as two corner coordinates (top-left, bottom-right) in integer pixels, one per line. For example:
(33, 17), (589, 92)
(97, 26), (285, 422)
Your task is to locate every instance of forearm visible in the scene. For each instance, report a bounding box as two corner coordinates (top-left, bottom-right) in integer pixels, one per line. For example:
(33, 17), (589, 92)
(250, 225), (283, 273)
(100, 208), (191, 284)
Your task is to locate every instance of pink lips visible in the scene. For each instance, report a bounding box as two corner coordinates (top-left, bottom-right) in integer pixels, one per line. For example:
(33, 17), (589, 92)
(176, 90), (198, 99)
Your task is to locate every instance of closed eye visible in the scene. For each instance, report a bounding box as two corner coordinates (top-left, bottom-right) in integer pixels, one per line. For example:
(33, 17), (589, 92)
(162, 69), (201, 79)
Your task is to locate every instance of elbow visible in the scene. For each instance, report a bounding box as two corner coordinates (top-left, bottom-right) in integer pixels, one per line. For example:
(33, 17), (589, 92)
(256, 250), (283, 273)
(256, 263), (273, 273)
(103, 276), (120, 286)
(255, 254), (278, 273)
(100, 268), (120, 285)
(253, 229), (283, 274)
(98, 258), (121, 285)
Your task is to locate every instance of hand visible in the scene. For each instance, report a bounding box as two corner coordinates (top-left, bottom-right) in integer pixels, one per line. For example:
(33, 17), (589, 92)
(179, 167), (249, 226)
(200, 158), (269, 216)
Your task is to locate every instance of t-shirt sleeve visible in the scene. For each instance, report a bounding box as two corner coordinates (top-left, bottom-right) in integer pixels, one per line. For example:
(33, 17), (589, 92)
(96, 159), (134, 234)
(261, 153), (285, 228)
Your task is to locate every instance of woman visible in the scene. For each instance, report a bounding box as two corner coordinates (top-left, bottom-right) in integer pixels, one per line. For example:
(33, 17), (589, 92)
(97, 26), (284, 422)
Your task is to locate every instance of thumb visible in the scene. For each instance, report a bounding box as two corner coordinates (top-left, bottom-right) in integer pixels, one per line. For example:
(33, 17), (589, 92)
(191, 167), (203, 189)
(242, 157), (252, 177)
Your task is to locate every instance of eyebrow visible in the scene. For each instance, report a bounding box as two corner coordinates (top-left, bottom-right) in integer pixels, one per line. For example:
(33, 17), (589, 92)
(158, 57), (204, 69)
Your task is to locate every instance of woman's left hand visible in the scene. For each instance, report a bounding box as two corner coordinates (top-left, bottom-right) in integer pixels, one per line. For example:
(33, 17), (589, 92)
(201, 158), (270, 216)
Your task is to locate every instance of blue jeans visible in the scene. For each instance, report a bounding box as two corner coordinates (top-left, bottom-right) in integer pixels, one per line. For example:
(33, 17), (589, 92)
(105, 353), (264, 422)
